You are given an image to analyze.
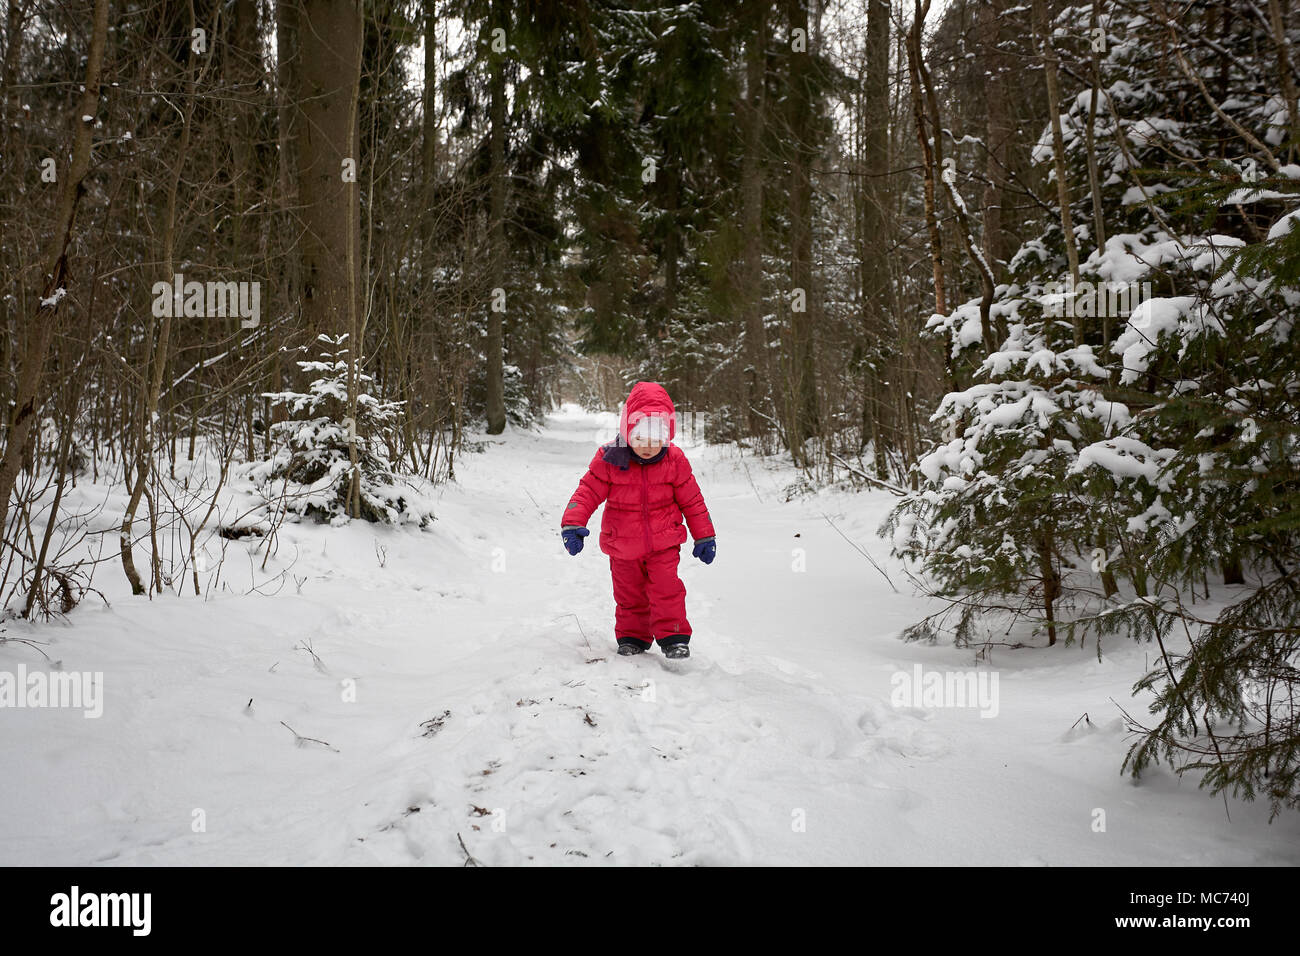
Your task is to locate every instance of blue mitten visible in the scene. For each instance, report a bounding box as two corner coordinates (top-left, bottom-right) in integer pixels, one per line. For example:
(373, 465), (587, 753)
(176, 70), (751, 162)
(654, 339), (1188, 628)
(692, 536), (716, 565)
(562, 526), (590, 556)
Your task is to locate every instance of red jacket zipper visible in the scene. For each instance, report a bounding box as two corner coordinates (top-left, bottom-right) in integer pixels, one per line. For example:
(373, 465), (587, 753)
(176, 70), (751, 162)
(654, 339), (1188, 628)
(640, 463), (652, 556)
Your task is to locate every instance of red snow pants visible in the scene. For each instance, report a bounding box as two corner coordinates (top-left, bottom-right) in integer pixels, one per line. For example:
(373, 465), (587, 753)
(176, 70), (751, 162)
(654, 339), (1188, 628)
(609, 545), (691, 644)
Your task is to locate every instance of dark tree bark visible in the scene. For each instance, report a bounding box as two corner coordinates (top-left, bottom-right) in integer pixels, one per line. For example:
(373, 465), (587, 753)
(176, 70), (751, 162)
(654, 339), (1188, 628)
(782, 0), (821, 463)
(0, 0), (110, 540)
(906, 0), (945, 319)
(979, 0), (1011, 281)
(861, 0), (892, 473)
(296, 0), (364, 340)
(741, 0), (772, 441)
(485, 0), (507, 435)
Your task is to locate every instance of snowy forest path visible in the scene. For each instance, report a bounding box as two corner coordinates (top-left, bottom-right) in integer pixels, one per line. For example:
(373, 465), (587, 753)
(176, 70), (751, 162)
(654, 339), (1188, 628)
(354, 404), (946, 864)
(358, 405), (1300, 865)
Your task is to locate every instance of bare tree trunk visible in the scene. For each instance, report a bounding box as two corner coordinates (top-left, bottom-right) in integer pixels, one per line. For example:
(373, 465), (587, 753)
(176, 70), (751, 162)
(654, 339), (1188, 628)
(912, 11), (996, 356)
(232, 0), (261, 255)
(861, 0), (892, 473)
(1039, 530), (1060, 646)
(978, 0), (1010, 284)
(23, 385), (78, 618)
(1268, 0), (1299, 163)
(275, 0), (300, 311)
(345, 1), (364, 519)
(297, 0), (364, 341)
(1034, 0), (1082, 344)
(122, 3), (203, 594)
(422, 6), (439, 246)
(1083, 0), (1121, 601)
(741, 2), (771, 441)
(421, 2), (439, 362)
(1223, 554), (1245, 586)
(906, 0), (945, 319)
(782, 0), (821, 464)
(0, 0), (109, 540)
(419, 4), (447, 476)
(485, 0), (507, 435)
(1085, 0), (1108, 265)
(271, 0), (300, 445)
(0, 0), (32, 129)
(232, 0), (261, 464)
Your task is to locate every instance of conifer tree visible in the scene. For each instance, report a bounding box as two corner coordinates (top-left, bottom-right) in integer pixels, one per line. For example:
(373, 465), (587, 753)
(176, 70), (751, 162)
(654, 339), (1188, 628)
(251, 334), (433, 527)
(883, 0), (1300, 814)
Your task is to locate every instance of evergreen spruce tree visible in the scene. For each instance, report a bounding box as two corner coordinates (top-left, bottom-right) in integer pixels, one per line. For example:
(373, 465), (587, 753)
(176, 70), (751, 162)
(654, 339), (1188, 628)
(882, 1), (1300, 814)
(1099, 184), (1300, 820)
(250, 333), (434, 527)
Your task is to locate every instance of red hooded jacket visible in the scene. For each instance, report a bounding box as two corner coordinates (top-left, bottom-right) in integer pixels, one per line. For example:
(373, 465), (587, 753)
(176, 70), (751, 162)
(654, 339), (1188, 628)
(561, 382), (715, 560)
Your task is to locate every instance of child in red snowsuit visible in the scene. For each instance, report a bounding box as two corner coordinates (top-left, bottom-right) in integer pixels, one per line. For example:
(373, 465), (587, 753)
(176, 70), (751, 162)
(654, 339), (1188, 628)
(560, 382), (716, 659)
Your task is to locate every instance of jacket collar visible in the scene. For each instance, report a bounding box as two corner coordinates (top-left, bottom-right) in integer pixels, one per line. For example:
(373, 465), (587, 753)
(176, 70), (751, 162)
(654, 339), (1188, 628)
(601, 442), (668, 470)
(632, 445), (669, 466)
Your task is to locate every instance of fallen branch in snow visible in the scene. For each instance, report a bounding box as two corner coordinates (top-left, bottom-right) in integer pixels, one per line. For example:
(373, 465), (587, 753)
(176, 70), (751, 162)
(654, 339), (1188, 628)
(552, 613), (596, 657)
(828, 453), (907, 496)
(279, 721), (338, 752)
(523, 487), (549, 521)
(294, 639), (328, 674)
(457, 832), (484, 867)
(820, 512), (899, 593)
(420, 710), (451, 737)
(0, 635), (55, 662)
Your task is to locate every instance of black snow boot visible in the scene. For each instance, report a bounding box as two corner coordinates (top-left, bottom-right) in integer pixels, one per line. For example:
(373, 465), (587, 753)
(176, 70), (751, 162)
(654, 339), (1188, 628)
(660, 635), (690, 659)
(617, 637), (651, 656)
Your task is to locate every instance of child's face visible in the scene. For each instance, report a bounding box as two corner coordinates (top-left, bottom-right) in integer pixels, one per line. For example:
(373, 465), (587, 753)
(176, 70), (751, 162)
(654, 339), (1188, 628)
(627, 412), (670, 458)
(629, 434), (664, 458)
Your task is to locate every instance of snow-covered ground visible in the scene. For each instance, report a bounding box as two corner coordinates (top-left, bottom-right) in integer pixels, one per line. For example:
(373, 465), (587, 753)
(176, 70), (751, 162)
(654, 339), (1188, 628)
(2, 403), (1297, 865)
